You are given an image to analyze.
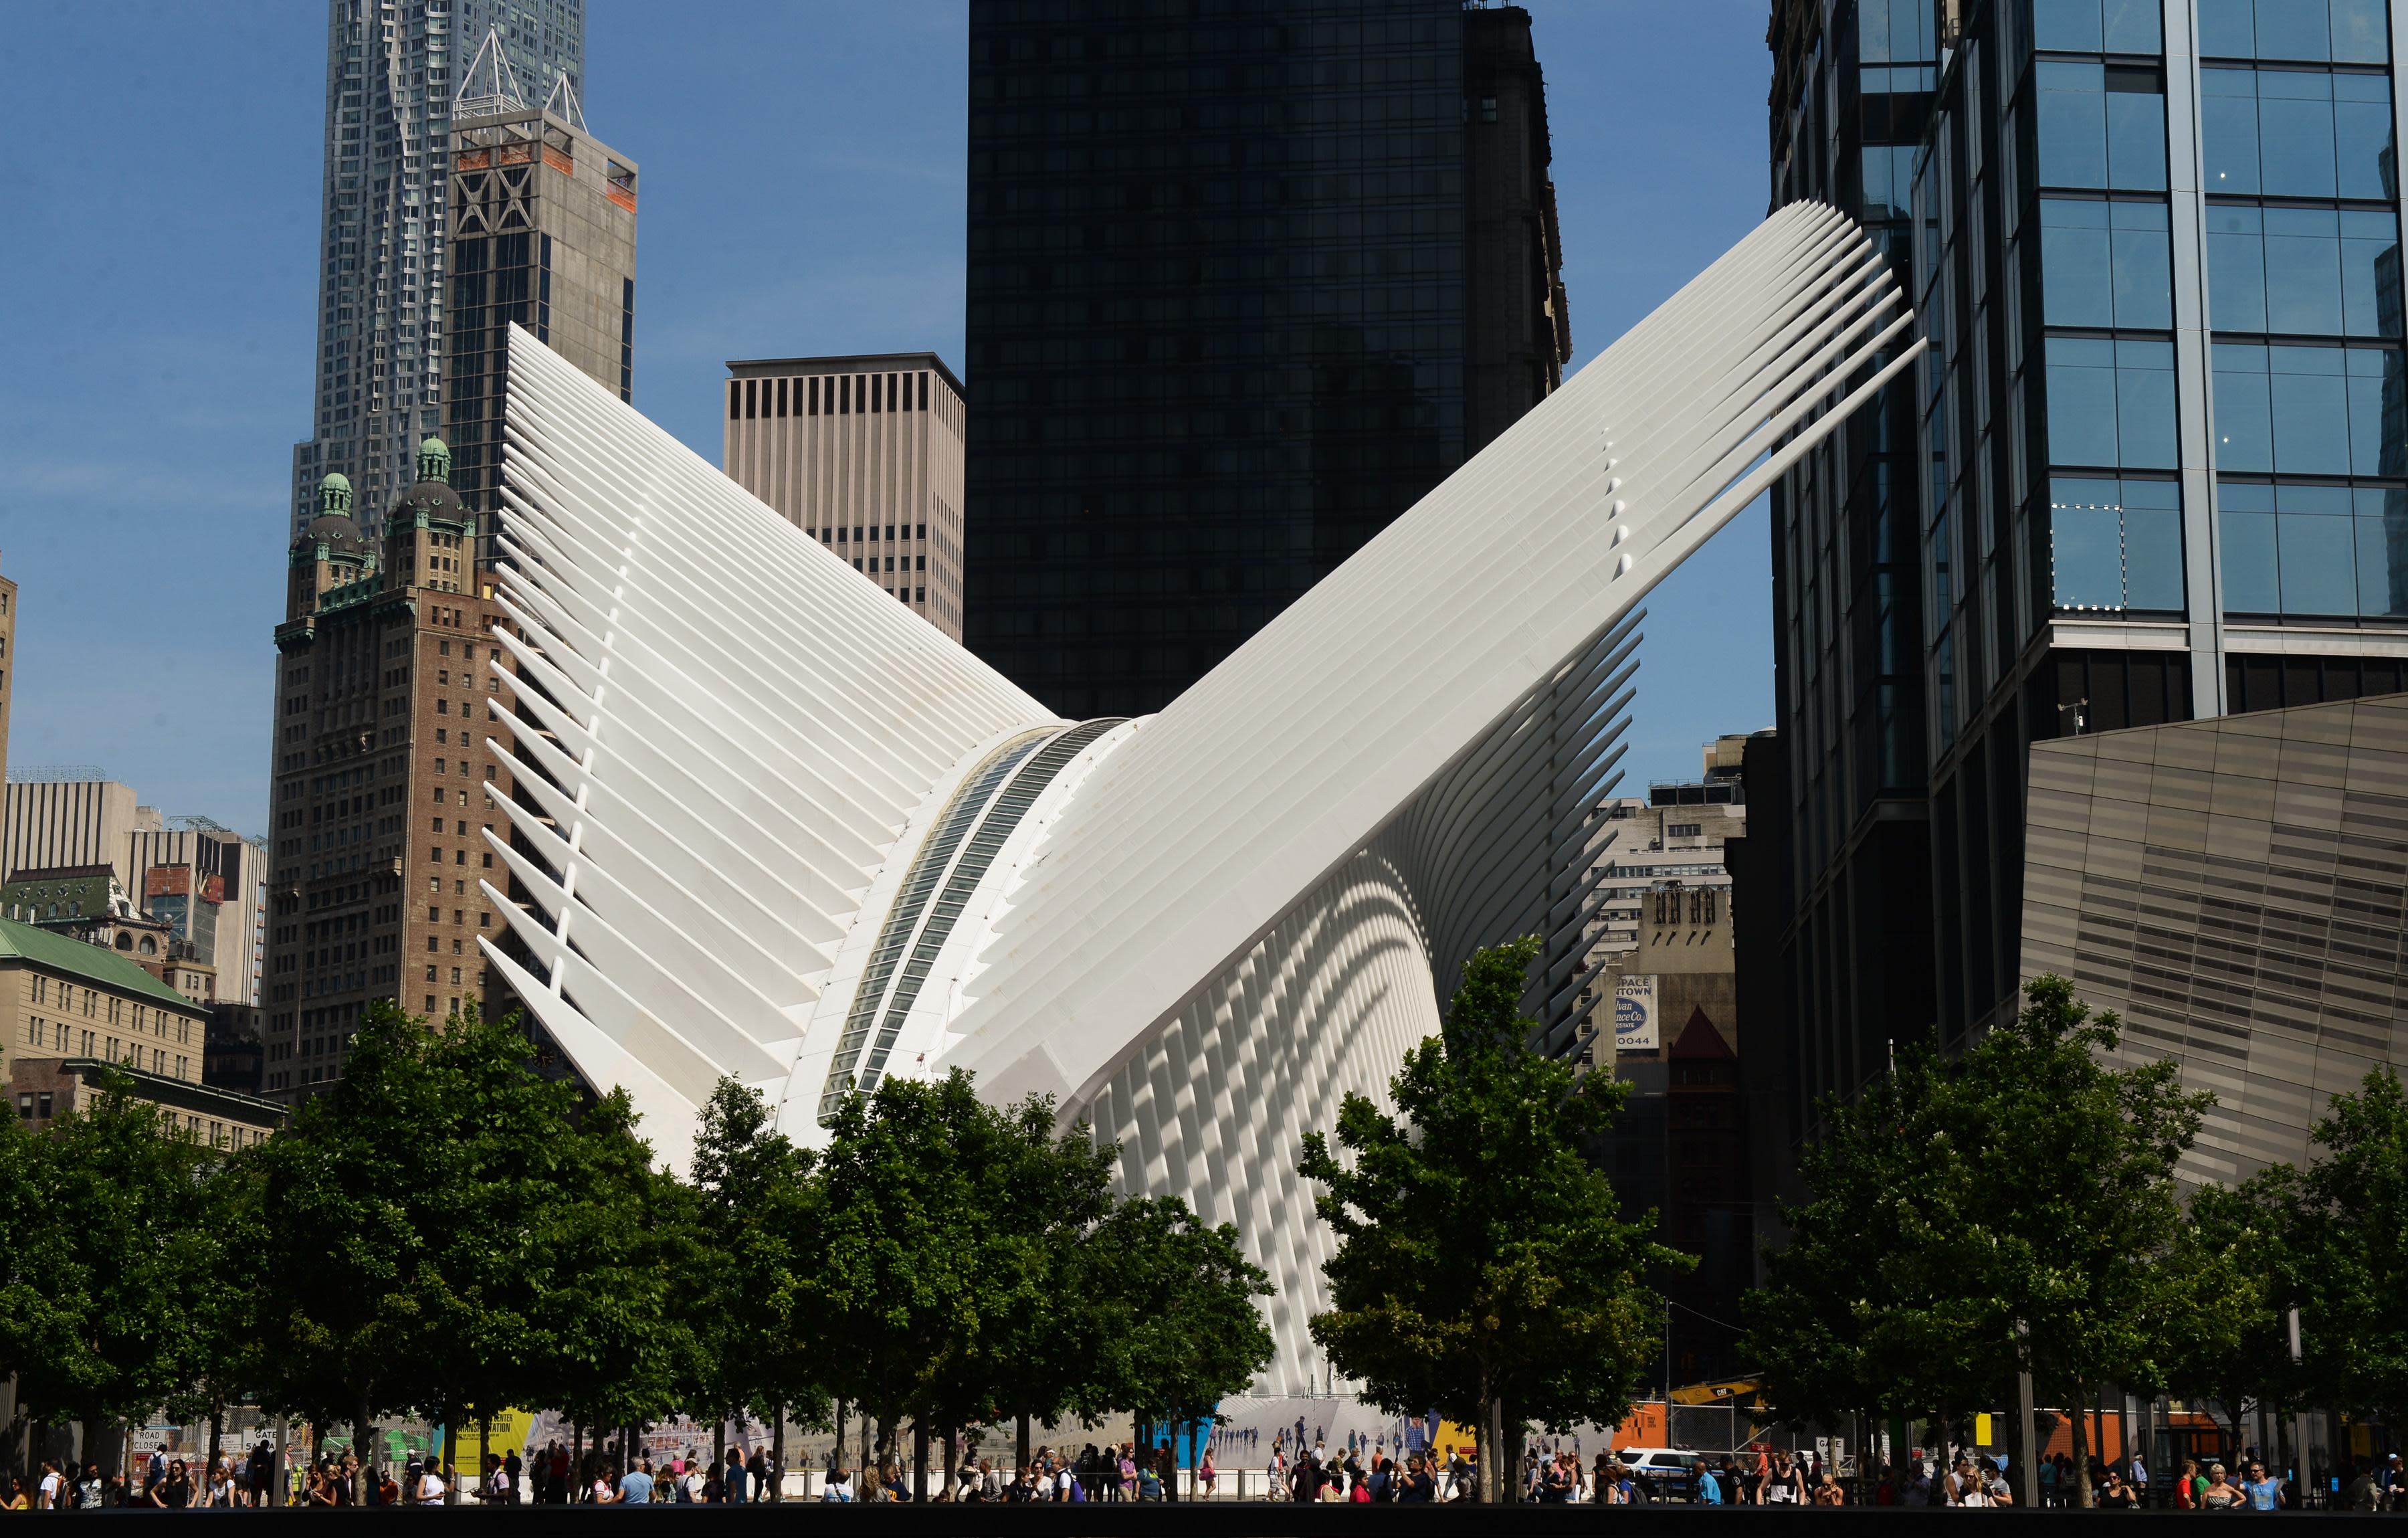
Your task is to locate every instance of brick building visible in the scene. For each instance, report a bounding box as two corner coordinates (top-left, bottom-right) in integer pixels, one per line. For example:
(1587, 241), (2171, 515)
(262, 441), (520, 1102)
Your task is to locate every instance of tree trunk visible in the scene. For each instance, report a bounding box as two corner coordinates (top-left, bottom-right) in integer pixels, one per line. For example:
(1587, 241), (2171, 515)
(571, 1422), (583, 1503)
(832, 1400), (845, 1474)
(441, 1413), (458, 1506)
(357, 1395), (375, 1495)
(1017, 1409), (1031, 1475)
(913, 1418), (929, 1503)
(772, 1406), (785, 1503)
(1478, 1384), (1504, 1505)
(2068, 1389), (2095, 1509)
(943, 1424), (958, 1502)
(859, 1414), (872, 1486)
(271, 1414), (286, 1507)
(209, 1404), (224, 1490)
(714, 1419), (726, 1498)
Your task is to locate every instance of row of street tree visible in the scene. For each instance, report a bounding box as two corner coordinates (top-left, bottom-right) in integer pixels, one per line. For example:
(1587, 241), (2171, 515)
(21, 943), (2397, 1509)
(1744, 975), (2408, 1506)
(0, 1003), (1272, 1498)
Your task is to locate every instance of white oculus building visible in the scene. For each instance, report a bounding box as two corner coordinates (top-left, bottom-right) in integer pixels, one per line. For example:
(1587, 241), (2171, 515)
(474, 203), (1915, 1392)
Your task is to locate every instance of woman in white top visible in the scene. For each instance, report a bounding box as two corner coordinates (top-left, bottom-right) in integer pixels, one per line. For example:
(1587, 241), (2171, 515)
(415, 1465), (447, 1507)
(589, 1470), (618, 1505)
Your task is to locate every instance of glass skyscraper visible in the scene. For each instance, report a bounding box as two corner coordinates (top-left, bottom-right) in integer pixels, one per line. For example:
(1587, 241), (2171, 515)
(1760, 0), (2408, 1132)
(290, 0), (583, 539)
(963, 0), (1569, 717)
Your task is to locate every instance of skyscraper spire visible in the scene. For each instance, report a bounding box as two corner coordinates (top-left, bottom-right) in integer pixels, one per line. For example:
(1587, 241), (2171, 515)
(454, 25), (526, 118)
(542, 71), (587, 131)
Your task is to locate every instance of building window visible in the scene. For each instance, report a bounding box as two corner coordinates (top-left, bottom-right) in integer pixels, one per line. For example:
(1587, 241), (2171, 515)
(2049, 476), (2185, 611)
(2209, 341), (2397, 473)
(2036, 61), (2169, 191)
(2198, 0), (2389, 62)
(2217, 479), (2408, 616)
(2045, 337), (2179, 467)
(2204, 205), (2399, 337)
(2035, 0), (2163, 52)
(2201, 66), (2393, 198)
(2040, 197), (2173, 328)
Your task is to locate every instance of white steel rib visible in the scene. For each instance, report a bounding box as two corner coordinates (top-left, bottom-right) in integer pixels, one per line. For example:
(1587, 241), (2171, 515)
(478, 203), (1918, 1392)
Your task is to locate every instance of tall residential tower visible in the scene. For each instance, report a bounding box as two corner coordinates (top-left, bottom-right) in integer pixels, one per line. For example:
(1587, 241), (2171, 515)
(290, 0), (584, 539)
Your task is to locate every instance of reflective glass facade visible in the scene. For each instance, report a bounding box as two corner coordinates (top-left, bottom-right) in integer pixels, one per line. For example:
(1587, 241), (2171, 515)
(1759, 0), (1941, 1147)
(1759, 0), (2408, 1107)
(963, 0), (1564, 716)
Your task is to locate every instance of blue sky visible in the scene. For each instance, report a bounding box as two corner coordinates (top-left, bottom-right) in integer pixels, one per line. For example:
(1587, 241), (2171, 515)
(0, 1), (1777, 836)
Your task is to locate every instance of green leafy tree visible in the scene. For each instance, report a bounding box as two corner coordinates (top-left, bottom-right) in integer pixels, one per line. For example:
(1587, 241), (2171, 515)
(256, 1001), (452, 1469)
(1298, 937), (1688, 1503)
(0, 1094), (78, 1468)
(2161, 1173), (2290, 1454)
(936, 1095), (1114, 1475)
(1744, 1042), (2002, 1440)
(807, 1070), (1022, 1499)
(166, 1149), (273, 1478)
(1084, 1194), (1274, 1458)
(1748, 975), (2225, 1506)
(258, 1001), (595, 1491)
(688, 1079), (827, 1489)
(531, 1084), (698, 1472)
(5, 1070), (216, 1474)
(2282, 1065), (2408, 1424)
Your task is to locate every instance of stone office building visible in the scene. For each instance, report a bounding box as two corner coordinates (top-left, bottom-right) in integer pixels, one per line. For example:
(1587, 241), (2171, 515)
(3, 915), (281, 1149)
(723, 353), (969, 640)
(263, 442), (520, 1102)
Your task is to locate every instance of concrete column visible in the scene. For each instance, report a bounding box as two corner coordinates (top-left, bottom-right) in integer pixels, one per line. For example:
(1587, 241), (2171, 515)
(2162, 0), (2228, 718)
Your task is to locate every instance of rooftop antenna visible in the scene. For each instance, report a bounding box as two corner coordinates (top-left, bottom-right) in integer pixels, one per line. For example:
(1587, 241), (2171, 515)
(454, 25), (527, 118)
(542, 72), (587, 132)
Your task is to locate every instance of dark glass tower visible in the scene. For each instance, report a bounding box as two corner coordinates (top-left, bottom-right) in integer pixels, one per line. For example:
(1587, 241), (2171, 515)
(1755, 0), (1942, 1152)
(963, 0), (1567, 717)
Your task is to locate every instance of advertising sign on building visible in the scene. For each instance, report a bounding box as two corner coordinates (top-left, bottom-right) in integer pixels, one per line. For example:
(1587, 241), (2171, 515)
(1614, 973), (1660, 1052)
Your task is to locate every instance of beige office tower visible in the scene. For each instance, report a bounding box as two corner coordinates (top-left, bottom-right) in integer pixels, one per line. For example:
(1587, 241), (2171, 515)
(2, 777), (159, 890)
(722, 354), (966, 640)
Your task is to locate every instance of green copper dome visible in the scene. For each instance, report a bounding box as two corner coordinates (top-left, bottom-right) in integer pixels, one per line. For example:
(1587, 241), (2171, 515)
(318, 472), (353, 515)
(416, 437), (452, 485)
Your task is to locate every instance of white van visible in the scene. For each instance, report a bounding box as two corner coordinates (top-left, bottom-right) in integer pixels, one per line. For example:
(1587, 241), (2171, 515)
(1612, 1448), (1702, 1501)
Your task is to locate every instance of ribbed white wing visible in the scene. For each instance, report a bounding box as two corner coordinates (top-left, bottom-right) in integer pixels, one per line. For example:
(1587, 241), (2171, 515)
(478, 334), (1051, 1155)
(941, 201), (1920, 1109)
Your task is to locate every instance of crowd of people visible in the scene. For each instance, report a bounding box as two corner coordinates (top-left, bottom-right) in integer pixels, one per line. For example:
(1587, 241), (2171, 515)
(0, 1439), (785, 1509)
(9, 1432), (2401, 1510)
